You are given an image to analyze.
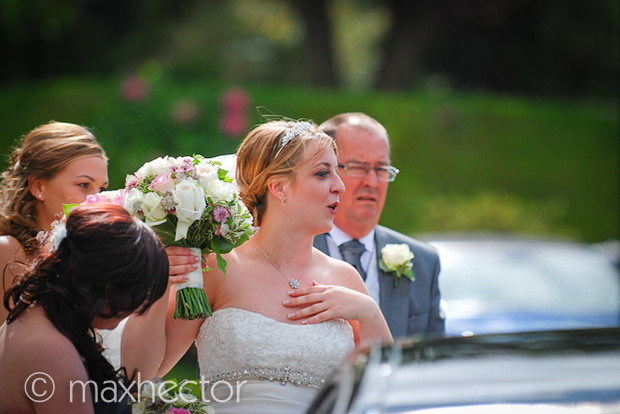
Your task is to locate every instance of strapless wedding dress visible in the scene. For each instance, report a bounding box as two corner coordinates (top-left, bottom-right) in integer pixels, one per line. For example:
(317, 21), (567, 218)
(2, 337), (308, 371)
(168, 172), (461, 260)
(196, 307), (355, 414)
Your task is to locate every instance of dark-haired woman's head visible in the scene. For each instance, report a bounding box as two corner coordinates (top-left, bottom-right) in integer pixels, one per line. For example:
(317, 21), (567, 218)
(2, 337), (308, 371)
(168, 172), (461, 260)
(5, 203), (169, 385)
(0, 121), (108, 256)
(12, 202), (168, 325)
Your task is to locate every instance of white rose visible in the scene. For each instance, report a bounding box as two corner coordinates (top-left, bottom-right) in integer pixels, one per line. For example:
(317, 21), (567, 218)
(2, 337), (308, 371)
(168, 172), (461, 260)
(123, 188), (145, 216)
(140, 381), (170, 404)
(142, 192), (168, 225)
(195, 161), (218, 185)
(137, 156), (172, 178)
(381, 244), (414, 270)
(172, 179), (206, 240)
(203, 178), (236, 202)
(211, 154), (237, 182)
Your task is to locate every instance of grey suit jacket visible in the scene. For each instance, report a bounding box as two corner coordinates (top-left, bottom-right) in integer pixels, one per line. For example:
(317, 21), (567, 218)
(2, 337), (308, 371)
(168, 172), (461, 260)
(313, 225), (444, 339)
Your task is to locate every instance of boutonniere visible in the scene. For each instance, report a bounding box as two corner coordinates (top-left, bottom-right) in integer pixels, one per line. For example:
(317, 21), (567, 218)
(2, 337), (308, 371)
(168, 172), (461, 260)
(379, 244), (415, 287)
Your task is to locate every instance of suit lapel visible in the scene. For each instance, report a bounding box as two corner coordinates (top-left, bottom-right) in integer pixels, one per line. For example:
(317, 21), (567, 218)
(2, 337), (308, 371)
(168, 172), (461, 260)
(313, 233), (329, 254)
(375, 227), (410, 338)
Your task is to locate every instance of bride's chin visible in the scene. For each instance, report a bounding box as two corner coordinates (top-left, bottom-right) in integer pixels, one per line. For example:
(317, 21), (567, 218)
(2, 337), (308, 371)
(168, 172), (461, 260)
(315, 220), (334, 235)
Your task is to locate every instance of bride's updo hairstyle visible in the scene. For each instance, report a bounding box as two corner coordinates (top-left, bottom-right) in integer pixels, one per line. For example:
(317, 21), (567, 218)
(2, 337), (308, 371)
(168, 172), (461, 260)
(0, 121), (107, 256)
(5, 203), (168, 387)
(236, 120), (336, 226)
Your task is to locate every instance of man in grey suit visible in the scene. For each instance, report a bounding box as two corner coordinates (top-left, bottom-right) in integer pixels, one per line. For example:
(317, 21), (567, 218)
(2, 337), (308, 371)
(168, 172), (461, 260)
(313, 113), (444, 339)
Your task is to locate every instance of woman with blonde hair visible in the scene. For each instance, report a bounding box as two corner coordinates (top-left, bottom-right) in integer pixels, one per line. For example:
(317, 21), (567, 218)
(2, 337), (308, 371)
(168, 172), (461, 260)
(0, 121), (198, 378)
(0, 121), (109, 321)
(158, 120), (392, 414)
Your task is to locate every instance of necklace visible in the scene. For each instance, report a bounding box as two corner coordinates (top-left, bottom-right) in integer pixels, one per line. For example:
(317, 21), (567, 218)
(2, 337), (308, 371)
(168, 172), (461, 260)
(254, 237), (312, 289)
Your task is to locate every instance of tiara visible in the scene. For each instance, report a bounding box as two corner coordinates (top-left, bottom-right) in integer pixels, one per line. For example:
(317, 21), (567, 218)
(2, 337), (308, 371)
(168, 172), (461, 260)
(274, 121), (313, 158)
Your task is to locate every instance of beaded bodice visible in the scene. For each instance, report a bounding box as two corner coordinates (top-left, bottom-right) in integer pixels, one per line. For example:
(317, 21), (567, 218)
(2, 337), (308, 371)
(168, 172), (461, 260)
(196, 307), (355, 388)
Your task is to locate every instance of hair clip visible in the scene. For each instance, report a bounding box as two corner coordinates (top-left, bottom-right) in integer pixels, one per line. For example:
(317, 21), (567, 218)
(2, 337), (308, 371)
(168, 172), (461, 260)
(274, 122), (313, 158)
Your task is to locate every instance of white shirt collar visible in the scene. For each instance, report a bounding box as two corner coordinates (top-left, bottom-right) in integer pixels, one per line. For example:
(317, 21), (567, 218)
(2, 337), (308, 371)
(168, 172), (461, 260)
(329, 225), (375, 253)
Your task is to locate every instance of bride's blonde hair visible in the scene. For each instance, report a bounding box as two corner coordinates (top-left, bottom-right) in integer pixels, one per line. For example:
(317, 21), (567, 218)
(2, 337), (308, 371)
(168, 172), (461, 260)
(236, 120), (336, 226)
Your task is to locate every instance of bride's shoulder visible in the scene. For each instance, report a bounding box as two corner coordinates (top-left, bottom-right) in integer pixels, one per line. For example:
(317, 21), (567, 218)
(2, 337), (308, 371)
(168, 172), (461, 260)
(203, 245), (249, 277)
(313, 247), (363, 285)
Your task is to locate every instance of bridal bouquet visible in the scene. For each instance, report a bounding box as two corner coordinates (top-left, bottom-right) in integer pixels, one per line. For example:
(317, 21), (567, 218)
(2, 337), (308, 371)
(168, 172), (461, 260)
(122, 154), (254, 320)
(132, 378), (214, 414)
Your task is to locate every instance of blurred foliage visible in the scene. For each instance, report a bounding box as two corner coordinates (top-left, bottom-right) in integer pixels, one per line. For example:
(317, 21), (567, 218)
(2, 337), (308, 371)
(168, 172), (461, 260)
(423, 191), (574, 237)
(1, 0), (616, 97)
(0, 76), (616, 243)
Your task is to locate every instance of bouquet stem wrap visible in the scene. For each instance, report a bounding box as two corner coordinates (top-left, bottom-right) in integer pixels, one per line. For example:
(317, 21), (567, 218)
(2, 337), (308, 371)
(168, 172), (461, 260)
(173, 247), (212, 320)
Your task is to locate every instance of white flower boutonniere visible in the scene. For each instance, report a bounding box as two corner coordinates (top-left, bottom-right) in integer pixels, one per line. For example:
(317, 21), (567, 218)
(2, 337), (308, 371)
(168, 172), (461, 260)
(379, 243), (415, 287)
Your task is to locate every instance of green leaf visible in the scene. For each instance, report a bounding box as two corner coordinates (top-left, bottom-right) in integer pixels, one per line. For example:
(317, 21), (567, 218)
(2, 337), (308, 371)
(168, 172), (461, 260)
(210, 240), (228, 275)
(218, 168), (233, 183)
(62, 203), (78, 216)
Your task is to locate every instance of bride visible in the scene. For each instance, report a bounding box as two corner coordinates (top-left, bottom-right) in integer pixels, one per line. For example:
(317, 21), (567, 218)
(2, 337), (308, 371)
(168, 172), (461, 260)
(157, 120), (392, 413)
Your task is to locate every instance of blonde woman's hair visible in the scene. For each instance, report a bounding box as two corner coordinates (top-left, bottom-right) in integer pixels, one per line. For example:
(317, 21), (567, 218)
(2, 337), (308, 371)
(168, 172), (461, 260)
(236, 120), (336, 226)
(0, 121), (107, 256)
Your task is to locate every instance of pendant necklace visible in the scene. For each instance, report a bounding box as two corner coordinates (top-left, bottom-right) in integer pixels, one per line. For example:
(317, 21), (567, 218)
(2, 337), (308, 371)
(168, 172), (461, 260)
(255, 237), (312, 289)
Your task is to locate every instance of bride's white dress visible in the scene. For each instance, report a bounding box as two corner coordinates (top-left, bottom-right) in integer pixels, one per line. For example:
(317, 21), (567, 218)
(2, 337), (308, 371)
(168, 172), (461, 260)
(196, 307), (355, 414)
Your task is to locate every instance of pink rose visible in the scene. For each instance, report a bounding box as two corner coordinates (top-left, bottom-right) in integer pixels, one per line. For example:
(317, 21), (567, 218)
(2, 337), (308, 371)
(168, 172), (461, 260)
(125, 175), (140, 190)
(110, 190), (126, 206)
(85, 193), (110, 204)
(167, 408), (191, 414)
(150, 173), (175, 194)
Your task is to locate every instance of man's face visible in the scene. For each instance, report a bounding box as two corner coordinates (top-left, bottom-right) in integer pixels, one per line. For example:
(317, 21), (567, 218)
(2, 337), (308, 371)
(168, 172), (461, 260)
(334, 125), (391, 238)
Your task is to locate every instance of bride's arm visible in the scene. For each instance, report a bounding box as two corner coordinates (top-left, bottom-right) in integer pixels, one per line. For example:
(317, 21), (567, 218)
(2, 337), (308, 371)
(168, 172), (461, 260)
(156, 285), (204, 377)
(120, 246), (200, 379)
(283, 262), (393, 347)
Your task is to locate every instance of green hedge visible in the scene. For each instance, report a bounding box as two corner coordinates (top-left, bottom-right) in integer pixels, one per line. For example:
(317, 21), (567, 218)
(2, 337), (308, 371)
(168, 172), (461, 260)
(0, 76), (616, 242)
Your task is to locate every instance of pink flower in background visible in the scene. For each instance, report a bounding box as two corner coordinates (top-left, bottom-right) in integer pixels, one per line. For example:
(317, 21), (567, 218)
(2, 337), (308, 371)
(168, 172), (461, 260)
(170, 99), (200, 125)
(219, 87), (251, 138)
(121, 76), (150, 102)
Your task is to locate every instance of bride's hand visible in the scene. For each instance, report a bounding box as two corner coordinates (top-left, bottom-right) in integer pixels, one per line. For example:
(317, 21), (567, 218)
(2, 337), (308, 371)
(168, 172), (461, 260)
(165, 246), (201, 284)
(282, 282), (378, 325)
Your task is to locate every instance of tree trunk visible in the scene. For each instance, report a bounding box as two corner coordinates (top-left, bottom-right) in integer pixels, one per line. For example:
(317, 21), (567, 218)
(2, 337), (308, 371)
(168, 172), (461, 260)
(292, 0), (339, 88)
(375, 0), (437, 90)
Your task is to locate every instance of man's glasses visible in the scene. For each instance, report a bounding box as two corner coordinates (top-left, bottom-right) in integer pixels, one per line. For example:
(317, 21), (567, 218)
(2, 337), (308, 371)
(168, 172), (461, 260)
(337, 162), (400, 182)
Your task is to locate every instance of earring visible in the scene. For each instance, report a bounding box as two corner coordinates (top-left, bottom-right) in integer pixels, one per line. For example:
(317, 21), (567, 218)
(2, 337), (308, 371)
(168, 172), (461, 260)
(281, 196), (286, 207)
(37, 194), (43, 199)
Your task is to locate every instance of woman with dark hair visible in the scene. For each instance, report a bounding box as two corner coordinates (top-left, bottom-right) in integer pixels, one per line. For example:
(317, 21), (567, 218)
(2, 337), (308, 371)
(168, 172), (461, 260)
(0, 203), (169, 413)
